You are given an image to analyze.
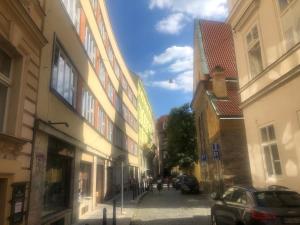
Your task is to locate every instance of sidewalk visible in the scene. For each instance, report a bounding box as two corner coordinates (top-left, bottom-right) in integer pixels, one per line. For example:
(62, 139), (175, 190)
(76, 190), (148, 225)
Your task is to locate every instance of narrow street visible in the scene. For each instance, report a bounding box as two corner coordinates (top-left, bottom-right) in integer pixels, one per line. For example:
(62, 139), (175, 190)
(131, 187), (212, 225)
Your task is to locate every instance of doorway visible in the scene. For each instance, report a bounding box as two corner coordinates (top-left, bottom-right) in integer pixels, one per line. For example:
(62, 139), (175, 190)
(0, 178), (8, 225)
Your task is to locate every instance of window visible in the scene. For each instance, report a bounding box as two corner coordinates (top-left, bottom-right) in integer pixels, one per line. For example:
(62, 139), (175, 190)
(107, 46), (114, 64)
(79, 163), (92, 197)
(231, 189), (248, 205)
(81, 87), (94, 124)
(246, 25), (263, 77)
(222, 188), (234, 202)
(255, 191), (300, 207)
(115, 95), (122, 113)
(90, 0), (98, 11)
(98, 16), (105, 38)
(0, 49), (11, 131)
(107, 120), (113, 141)
(52, 44), (77, 106)
(107, 81), (114, 103)
(121, 75), (128, 92)
(277, 0), (294, 12)
(114, 63), (120, 79)
(278, 0), (300, 51)
(260, 125), (282, 176)
(0, 83), (7, 131)
(61, 0), (80, 32)
(99, 61), (106, 86)
(99, 108), (106, 135)
(84, 27), (96, 65)
(128, 88), (133, 102)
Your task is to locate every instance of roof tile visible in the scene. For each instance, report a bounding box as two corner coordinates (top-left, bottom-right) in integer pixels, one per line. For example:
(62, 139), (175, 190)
(200, 20), (238, 79)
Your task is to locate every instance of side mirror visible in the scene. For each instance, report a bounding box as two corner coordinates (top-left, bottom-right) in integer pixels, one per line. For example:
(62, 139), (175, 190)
(211, 192), (221, 200)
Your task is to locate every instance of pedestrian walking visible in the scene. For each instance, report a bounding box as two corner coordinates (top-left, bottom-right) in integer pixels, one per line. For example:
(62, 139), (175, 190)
(157, 176), (162, 192)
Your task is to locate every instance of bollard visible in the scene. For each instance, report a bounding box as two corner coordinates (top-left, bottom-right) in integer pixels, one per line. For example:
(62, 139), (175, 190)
(132, 184), (135, 200)
(112, 200), (116, 225)
(102, 208), (107, 225)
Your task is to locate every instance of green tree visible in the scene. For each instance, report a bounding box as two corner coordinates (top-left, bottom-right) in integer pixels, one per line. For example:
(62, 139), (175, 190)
(165, 103), (197, 171)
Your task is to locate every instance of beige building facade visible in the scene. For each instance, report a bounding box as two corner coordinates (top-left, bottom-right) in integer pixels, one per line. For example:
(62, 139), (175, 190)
(27, 0), (139, 224)
(0, 1), (47, 225)
(227, 0), (300, 192)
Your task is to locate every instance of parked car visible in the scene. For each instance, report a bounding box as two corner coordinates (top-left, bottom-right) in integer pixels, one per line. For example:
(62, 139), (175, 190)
(173, 175), (185, 190)
(180, 175), (199, 194)
(211, 185), (300, 225)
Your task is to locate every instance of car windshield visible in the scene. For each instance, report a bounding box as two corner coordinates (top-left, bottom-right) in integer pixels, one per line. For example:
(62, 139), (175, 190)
(254, 191), (300, 208)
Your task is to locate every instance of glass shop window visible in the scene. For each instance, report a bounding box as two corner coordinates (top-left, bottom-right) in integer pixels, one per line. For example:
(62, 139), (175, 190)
(43, 138), (74, 216)
(79, 163), (92, 197)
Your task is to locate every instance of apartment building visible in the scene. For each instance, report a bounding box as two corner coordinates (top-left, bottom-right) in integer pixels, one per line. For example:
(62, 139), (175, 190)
(156, 115), (169, 177)
(227, 0), (300, 192)
(192, 20), (251, 193)
(27, 0), (139, 224)
(0, 1), (47, 225)
(132, 74), (157, 179)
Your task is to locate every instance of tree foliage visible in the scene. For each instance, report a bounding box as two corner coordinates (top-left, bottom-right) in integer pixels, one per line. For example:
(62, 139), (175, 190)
(165, 103), (197, 170)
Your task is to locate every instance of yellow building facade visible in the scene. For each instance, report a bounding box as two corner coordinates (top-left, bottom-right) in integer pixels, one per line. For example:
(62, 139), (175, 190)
(27, 0), (139, 224)
(227, 0), (300, 192)
(0, 1), (47, 225)
(133, 75), (157, 178)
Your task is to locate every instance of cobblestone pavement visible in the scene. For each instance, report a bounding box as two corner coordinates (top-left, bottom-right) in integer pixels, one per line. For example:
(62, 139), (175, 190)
(131, 188), (213, 225)
(77, 190), (146, 225)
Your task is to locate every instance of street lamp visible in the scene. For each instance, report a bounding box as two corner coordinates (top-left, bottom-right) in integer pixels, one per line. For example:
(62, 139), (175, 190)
(117, 155), (126, 214)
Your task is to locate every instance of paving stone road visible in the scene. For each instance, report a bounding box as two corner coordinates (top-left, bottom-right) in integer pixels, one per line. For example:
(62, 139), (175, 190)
(131, 188), (213, 225)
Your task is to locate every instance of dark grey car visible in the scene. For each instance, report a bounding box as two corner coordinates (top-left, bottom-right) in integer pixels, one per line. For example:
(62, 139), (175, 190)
(211, 186), (300, 225)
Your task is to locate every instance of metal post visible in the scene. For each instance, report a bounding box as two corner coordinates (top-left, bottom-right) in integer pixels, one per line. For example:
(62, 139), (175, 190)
(121, 160), (124, 214)
(113, 200), (116, 225)
(132, 184), (135, 200)
(102, 208), (107, 225)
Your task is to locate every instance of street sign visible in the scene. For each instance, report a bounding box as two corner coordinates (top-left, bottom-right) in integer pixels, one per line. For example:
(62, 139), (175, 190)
(201, 153), (207, 162)
(212, 143), (220, 160)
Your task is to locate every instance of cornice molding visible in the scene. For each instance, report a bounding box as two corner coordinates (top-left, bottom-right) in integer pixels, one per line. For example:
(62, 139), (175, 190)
(240, 65), (300, 109)
(6, 0), (47, 48)
(228, 0), (260, 32)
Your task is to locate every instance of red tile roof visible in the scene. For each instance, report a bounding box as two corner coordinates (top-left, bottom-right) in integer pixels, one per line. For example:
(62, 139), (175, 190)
(210, 87), (242, 117)
(200, 20), (238, 79)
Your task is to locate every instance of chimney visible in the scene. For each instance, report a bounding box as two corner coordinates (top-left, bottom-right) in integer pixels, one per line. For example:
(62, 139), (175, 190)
(212, 66), (227, 98)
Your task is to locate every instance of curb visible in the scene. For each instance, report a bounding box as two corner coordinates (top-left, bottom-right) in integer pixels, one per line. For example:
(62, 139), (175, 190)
(129, 191), (149, 225)
(130, 191), (149, 204)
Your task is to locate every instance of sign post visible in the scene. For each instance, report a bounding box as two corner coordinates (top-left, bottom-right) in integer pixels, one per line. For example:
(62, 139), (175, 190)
(10, 182), (27, 225)
(212, 143), (221, 193)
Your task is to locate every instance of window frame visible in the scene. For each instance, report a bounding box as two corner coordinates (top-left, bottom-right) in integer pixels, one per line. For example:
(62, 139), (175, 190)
(275, 0), (299, 52)
(276, 0), (296, 14)
(0, 48), (12, 132)
(51, 40), (78, 108)
(260, 124), (282, 177)
(245, 24), (264, 79)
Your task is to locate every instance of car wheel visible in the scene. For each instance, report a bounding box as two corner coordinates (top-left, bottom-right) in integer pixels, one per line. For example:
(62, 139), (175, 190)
(211, 215), (218, 225)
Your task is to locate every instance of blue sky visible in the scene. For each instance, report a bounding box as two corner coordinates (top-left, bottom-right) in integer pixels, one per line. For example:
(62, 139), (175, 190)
(106, 0), (228, 118)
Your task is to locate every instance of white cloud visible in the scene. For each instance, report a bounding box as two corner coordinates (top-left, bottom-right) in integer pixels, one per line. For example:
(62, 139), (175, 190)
(152, 70), (193, 92)
(153, 46), (193, 73)
(149, 0), (228, 21)
(139, 70), (156, 79)
(150, 45), (193, 92)
(155, 13), (186, 34)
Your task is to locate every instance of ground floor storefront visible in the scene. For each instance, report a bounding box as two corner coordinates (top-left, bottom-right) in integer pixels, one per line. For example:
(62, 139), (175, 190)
(27, 121), (139, 225)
